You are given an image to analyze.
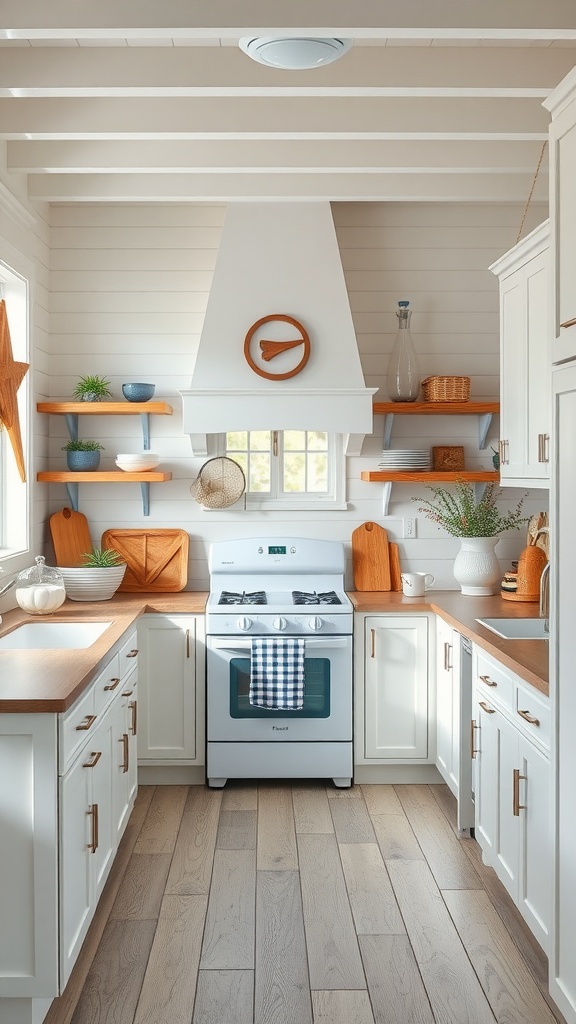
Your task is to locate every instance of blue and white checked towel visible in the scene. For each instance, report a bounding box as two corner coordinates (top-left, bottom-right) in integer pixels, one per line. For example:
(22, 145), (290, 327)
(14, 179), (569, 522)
(249, 637), (305, 710)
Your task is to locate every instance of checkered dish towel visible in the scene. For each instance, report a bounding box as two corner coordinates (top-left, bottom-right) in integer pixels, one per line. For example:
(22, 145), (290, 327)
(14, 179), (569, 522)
(249, 637), (305, 710)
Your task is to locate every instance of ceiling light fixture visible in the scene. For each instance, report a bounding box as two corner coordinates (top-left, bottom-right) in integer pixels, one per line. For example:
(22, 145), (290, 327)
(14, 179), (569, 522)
(239, 37), (352, 69)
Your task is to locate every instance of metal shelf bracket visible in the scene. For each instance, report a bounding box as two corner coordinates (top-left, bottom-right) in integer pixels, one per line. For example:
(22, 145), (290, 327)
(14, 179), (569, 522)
(477, 412), (493, 450)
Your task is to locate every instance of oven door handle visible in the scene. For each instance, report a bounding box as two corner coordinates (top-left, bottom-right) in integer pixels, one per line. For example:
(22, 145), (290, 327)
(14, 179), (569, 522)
(209, 637), (349, 652)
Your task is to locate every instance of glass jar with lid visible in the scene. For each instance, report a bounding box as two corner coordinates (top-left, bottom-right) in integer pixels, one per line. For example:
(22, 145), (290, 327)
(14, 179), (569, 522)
(15, 555), (66, 615)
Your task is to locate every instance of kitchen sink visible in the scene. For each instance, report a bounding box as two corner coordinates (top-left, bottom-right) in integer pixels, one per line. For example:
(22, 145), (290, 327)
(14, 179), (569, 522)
(0, 621), (112, 650)
(475, 617), (549, 640)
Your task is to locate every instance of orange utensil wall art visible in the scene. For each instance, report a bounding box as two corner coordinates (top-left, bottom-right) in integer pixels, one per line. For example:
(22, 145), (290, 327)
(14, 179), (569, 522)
(0, 298), (29, 482)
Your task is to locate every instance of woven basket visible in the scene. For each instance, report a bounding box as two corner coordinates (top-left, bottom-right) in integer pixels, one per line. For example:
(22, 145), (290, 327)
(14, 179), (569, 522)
(421, 375), (471, 402)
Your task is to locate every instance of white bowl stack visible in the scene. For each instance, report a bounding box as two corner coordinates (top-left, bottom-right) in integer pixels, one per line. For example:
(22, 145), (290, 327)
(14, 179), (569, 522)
(115, 452), (160, 472)
(60, 565), (127, 602)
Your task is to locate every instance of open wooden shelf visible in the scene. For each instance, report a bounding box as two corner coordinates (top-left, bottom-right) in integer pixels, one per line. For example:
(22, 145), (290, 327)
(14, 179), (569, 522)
(373, 400), (499, 416)
(37, 401), (173, 416)
(361, 470), (499, 484)
(37, 471), (172, 484)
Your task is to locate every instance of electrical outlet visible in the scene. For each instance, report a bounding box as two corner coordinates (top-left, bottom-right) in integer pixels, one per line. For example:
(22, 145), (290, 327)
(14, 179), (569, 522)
(405, 517), (416, 538)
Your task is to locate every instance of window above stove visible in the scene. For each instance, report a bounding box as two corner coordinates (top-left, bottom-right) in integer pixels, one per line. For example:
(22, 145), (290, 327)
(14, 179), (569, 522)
(220, 430), (346, 511)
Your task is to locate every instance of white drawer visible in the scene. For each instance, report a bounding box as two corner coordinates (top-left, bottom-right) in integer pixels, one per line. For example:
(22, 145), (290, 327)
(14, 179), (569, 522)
(119, 630), (138, 680)
(59, 685), (96, 772)
(514, 682), (551, 752)
(475, 650), (514, 712)
(93, 652), (121, 717)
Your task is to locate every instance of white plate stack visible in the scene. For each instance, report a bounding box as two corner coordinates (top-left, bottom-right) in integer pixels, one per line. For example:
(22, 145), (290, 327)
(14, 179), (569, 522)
(378, 449), (431, 471)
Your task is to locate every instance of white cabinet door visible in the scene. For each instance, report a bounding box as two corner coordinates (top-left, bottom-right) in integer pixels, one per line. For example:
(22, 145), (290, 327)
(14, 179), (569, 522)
(550, 360), (576, 1020)
(59, 703), (116, 988)
(474, 687), (551, 952)
(363, 615), (428, 760)
(490, 222), (549, 486)
(137, 615), (201, 763)
(435, 617), (456, 791)
(546, 81), (576, 363)
(111, 670), (138, 845)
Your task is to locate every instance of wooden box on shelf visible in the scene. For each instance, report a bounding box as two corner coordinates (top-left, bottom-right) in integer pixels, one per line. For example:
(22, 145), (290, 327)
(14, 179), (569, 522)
(432, 446), (465, 472)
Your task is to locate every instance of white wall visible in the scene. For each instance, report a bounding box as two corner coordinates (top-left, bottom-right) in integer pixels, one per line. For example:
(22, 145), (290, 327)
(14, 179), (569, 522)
(44, 200), (548, 591)
(0, 146), (51, 613)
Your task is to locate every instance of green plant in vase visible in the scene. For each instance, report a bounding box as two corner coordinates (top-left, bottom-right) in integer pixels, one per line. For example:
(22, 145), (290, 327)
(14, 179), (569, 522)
(61, 439), (105, 472)
(81, 547), (124, 568)
(72, 375), (112, 401)
(414, 479), (528, 595)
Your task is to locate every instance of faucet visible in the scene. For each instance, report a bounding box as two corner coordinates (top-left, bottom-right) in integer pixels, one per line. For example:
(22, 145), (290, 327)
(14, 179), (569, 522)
(536, 527), (550, 632)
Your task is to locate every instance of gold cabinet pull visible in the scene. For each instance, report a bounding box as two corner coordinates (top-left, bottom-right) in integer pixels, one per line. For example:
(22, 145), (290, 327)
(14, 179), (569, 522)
(499, 439), (509, 465)
(126, 649), (139, 659)
(76, 713), (97, 731)
(82, 750), (102, 769)
(478, 700), (496, 714)
(129, 699), (137, 736)
(470, 720), (479, 759)
(87, 803), (99, 852)
(479, 674), (497, 687)
(121, 689), (133, 697)
(104, 676), (121, 691)
(560, 317), (576, 329)
(186, 628), (191, 659)
(120, 733), (129, 773)
(444, 642), (452, 671)
(370, 628), (375, 659)
(513, 768), (527, 816)
(518, 709), (540, 726)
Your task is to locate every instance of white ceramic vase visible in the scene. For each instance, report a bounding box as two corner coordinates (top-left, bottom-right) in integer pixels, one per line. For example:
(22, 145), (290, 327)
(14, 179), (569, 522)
(453, 536), (501, 595)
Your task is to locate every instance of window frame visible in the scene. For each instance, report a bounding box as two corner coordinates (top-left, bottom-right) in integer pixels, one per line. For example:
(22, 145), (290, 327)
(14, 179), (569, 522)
(219, 430), (347, 511)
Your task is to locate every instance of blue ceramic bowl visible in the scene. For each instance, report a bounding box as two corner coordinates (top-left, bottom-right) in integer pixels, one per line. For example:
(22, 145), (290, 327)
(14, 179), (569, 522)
(122, 382), (155, 403)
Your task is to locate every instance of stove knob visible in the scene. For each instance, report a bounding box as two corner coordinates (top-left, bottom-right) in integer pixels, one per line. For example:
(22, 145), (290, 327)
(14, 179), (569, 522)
(237, 616), (253, 632)
(308, 616), (323, 631)
(273, 616), (287, 631)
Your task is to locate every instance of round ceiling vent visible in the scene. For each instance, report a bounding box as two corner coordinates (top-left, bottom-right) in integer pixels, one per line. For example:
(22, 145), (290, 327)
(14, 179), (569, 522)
(239, 37), (352, 70)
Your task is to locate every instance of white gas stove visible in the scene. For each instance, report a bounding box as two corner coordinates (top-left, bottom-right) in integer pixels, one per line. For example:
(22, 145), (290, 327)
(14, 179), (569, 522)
(205, 537), (353, 789)
(206, 537), (353, 637)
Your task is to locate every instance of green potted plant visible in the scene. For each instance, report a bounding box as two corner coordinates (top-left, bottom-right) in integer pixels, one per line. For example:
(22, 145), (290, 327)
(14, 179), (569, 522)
(59, 547), (127, 601)
(72, 374), (113, 402)
(414, 480), (528, 595)
(61, 439), (105, 471)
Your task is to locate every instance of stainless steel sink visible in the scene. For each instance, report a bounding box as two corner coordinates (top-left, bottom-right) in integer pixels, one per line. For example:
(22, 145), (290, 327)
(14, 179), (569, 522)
(0, 621), (112, 650)
(476, 617), (549, 640)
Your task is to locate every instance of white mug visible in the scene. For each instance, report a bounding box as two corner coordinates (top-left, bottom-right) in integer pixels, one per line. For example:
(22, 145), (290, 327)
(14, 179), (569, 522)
(401, 572), (435, 597)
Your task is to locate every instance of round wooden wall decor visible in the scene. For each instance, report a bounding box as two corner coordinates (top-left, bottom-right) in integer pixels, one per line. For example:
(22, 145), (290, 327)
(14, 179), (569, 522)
(243, 314), (311, 381)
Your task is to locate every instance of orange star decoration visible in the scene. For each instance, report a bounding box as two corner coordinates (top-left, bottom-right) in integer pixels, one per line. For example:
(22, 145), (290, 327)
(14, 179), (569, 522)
(0, 298), (29, 482)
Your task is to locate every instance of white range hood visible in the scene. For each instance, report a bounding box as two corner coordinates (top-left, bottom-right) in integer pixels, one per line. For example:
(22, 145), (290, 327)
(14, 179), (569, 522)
(180, 202), (376, 455)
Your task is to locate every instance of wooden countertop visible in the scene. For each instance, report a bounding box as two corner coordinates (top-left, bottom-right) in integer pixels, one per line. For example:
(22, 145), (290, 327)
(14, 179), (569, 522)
(0, 593), (207, 713)
(0, 588), (548, 713)
(350, 591), (549, 696)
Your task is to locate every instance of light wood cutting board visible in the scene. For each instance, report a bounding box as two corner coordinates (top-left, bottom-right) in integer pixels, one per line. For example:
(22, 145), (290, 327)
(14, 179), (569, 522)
(102, 528), (189, 592)
(50, 507), (93, 566)
(352, 522), (391, 591)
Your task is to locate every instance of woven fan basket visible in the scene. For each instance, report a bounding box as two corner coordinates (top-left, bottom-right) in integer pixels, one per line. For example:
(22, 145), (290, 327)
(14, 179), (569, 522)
(421, 375), (471, 403)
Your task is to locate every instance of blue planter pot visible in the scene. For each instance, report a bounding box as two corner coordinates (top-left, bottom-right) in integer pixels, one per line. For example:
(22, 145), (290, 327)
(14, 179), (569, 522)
(66, 450), (101, 472)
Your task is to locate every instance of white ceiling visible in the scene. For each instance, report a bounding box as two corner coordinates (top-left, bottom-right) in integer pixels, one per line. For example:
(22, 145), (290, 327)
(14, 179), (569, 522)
(2, 1), (576, 205)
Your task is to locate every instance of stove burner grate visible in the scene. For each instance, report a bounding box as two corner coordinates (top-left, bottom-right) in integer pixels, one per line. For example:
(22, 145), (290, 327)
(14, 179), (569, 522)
(292, 590), (342, 606)
(218, 590), (267, 606)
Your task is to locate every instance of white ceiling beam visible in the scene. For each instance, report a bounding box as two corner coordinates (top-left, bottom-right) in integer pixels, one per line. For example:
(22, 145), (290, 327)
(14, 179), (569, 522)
(1, 46), (575, 94)
(0, 97), (549, 138)
(26, 170), (549, 203)
(7, 138), (549, 173)
(2, 1), (576, 38)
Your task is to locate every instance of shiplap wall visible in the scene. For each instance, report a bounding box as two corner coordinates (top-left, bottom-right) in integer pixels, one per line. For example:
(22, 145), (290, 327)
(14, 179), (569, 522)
(0, 144), (51, 614)
(45, 200), (548, 591)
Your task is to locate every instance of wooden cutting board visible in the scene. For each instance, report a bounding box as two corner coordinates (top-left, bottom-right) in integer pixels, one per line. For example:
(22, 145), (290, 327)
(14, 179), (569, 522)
(389, 542), (402, 592)
(102, 528), (189, 592)
(352, 522), (391, 591)
(50, 507), (93, 566)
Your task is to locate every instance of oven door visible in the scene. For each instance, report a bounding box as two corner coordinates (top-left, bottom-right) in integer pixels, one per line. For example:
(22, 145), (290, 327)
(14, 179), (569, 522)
(206, 635), (352, 741)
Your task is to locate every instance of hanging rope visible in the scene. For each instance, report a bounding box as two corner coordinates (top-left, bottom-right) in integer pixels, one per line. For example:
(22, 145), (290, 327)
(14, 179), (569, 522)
(516, 140), (548, 245)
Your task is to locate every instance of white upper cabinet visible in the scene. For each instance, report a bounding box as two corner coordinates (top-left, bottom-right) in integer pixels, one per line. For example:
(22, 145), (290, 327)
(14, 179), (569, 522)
(489, 221), (550, 487)
(544, 66), (576, 364)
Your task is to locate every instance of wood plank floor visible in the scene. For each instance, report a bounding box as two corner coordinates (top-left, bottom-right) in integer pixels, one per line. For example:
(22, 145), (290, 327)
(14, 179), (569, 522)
(44, 782), (566, 1024)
